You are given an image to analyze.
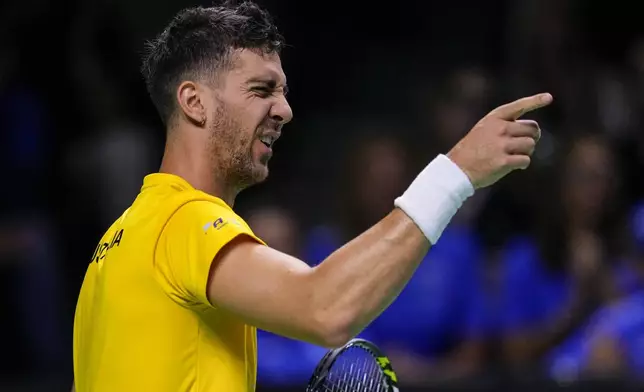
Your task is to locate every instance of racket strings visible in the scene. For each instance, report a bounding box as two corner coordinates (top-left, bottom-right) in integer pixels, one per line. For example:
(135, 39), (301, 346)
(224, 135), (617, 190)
(316, 346), (389, 392)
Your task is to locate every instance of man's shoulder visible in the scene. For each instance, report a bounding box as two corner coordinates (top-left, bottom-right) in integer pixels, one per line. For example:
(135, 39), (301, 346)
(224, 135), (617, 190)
(132, 185), (231, 221)
(107, 186), (257, 251)
(133, 173), (240, 226)
(93, 189), (233, 245)
(170, 198), (250, 234)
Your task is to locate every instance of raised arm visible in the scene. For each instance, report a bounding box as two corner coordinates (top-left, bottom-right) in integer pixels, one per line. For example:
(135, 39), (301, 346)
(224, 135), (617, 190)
(207, 93), (553, 347)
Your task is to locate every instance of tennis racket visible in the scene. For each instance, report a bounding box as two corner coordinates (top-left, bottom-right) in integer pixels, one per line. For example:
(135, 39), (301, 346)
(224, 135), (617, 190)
(306, 338), (399, 392)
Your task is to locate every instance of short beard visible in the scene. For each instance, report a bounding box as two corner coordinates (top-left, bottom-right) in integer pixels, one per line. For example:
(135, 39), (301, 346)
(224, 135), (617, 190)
(207, 102), (261, 194)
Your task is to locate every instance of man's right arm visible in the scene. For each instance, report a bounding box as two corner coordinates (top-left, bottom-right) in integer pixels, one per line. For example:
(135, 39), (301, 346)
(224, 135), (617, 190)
(206, 94), (552, 348)
(208, 207), (429, 347)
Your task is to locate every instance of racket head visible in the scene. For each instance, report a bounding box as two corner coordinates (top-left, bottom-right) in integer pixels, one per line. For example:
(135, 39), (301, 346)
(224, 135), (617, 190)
(306, 338), (399, 392)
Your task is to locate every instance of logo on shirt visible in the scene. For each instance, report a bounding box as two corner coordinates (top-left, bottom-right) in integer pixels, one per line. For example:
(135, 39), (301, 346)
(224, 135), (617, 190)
(203, 217), (228, 233)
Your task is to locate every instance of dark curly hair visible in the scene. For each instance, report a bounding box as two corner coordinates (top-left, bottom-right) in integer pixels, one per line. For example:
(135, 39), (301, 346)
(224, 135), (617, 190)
(141, 1), (284, 125)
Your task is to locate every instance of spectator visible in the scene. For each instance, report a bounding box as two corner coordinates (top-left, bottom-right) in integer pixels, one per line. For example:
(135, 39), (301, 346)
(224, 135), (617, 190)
(498, 134), (639, 380)
(547, 203), (644, 381)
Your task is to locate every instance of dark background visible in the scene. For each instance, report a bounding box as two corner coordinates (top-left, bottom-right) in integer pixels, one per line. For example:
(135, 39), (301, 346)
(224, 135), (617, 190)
(3, 0), (644, 390)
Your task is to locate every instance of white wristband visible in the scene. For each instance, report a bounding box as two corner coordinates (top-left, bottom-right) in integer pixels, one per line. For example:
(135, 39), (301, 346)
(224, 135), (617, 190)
(394, 154), (474, 244)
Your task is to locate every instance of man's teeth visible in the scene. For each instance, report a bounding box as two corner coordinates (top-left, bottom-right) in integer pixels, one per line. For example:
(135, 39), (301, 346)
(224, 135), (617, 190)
(259, 136), (273, 147)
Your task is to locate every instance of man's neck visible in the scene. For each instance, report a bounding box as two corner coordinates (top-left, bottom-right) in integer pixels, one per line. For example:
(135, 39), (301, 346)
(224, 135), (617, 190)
(159, 138), (238, 207)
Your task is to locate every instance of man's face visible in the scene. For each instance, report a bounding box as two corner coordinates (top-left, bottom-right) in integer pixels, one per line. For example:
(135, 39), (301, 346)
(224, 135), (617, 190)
(206, 49), (292, 189)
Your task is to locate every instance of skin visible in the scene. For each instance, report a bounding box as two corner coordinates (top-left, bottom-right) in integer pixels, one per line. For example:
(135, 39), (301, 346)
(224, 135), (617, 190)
(159, 47), (552, 347)
(160, 49), (292, 204)
(73, 47), (552, 390)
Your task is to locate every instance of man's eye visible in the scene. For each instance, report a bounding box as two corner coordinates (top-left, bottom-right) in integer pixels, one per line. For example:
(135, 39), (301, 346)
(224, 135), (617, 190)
(252, 86), (271, 97)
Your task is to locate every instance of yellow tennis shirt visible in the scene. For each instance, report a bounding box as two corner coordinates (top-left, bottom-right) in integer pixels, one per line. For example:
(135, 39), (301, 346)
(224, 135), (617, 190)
(73, 173), (265, 392)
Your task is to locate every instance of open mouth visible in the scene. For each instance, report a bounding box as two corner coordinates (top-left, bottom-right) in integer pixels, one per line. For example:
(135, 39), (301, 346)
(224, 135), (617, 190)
(259, 135), (276, 148)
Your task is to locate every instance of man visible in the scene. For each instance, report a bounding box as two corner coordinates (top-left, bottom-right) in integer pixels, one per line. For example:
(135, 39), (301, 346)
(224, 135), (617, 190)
(72, 2), (552, 391)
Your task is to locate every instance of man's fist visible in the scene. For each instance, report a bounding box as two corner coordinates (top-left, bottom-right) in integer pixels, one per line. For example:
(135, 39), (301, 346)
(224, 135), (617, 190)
(447, 93), (553, 189)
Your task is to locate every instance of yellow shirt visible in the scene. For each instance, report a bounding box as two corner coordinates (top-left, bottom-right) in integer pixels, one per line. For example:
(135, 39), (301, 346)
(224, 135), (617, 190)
(73, 173), (264, 392)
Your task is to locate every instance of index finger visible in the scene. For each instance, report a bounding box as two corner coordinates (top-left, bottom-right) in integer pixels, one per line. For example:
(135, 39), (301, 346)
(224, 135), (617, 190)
(487, 93), (553, 120)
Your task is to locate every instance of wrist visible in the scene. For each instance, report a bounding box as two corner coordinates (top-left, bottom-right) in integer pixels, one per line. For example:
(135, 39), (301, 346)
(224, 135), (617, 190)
(394, 154), (474, 244)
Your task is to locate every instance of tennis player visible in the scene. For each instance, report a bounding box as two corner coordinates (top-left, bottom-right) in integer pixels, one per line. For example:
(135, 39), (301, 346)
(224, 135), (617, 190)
(72, 2), (552, 391)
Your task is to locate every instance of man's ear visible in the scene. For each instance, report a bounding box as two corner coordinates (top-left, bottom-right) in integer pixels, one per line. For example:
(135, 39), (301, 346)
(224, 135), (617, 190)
(177, 80), (207, 127)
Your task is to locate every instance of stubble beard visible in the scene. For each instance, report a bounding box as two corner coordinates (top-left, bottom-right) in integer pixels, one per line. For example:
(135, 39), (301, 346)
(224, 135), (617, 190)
(207, 104), (264, 195)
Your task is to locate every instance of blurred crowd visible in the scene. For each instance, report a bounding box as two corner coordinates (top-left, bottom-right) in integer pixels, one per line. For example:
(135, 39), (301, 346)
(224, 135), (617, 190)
(2, 0), (644, 389)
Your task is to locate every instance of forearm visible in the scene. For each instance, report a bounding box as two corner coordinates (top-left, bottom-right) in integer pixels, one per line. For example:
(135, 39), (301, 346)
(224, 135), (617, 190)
(307, 155), (473, 343)
(310, 208), (430, 340)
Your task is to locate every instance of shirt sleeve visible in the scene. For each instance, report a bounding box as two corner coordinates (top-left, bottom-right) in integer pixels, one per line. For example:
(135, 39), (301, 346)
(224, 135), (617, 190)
(154, 200), (265, 308)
